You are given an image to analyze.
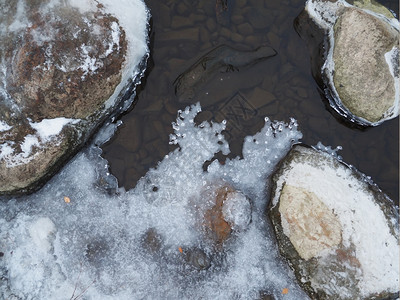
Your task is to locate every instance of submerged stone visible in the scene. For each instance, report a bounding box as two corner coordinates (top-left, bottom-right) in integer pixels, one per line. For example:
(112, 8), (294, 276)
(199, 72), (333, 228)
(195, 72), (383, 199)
(200, 184), (252, 247)
(296, 0), (399, 126)
(269, 145), (399, 299)
(174, 44), (276, 103)
(0, 0), (149, 195)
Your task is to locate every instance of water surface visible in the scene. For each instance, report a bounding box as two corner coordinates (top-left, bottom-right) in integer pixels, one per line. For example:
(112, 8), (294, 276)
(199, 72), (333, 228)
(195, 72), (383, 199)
(102, 0), (399, 203)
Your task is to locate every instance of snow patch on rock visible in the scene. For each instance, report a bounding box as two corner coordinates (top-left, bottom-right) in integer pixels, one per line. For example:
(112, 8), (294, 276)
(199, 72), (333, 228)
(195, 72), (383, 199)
(273, 147), (399, 296)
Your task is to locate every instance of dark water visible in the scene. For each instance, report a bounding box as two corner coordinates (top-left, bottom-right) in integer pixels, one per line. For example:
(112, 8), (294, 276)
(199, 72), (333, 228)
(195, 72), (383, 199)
(102, 0), (399, 204)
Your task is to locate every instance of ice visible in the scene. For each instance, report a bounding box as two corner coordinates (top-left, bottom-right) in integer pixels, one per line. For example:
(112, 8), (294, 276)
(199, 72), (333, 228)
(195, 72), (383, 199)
(0, 103), (308, 299)
(385, 47), (399, 118)
(222, 192), (251, 231)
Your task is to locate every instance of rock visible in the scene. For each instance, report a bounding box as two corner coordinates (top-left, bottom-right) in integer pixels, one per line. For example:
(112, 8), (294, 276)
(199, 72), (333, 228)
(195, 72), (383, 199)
(0, 0), (149, 195)
(237, 23), (254, 36)
(269, 145), (399, 299)
(296, 0), (399, 126)
(201, 184), (252, 247)
(333, 7), (397, 123)
(244, 7), (273, 30)
(174, 44), (276, 103)
(183, 247), (211, 270)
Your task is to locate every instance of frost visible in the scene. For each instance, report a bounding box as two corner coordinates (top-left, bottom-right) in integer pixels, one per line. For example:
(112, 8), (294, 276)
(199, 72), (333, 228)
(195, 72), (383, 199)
(222, 192), (252, 231)
(0, 103), (307, 299)
(20, 135), (39, 158)
(384, 47), (399, 118)
(28, 217), (56, 253)
(0, 121), (12, 132)
(30, 118), (79, 141)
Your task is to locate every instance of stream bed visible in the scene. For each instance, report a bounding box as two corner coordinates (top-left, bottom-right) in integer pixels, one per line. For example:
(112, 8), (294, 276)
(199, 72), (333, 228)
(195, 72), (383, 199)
(102, 0), (399, 203)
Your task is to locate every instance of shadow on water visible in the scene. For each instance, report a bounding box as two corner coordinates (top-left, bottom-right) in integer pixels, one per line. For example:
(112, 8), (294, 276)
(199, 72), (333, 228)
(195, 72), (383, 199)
(102, 0), (399, 203)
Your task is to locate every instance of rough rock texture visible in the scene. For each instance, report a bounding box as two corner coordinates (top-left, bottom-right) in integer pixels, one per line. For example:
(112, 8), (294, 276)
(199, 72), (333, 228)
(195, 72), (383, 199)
(269, 145), (399, 299)
(279, 185), (342, 260)
(333, 7), (398, 123)
(296, 0), (399, 126)
(0, 1), (148, 195)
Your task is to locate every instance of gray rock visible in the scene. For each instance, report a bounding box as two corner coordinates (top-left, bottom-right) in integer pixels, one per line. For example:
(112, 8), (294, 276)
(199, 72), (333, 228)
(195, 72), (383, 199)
(0, 0), (149, 195)
(333, 7), (398, 123)
(296, 0), (399, 126)
(269, 145), (399, 299)
(174, 44), (276, 103)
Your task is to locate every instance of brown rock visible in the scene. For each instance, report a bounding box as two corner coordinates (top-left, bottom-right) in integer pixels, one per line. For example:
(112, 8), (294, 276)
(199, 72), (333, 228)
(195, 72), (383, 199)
(5, 6), (126, 121)
(201, 184), (252, 247)
(0, 1), (148, 195)
(203, 186), (234, 245)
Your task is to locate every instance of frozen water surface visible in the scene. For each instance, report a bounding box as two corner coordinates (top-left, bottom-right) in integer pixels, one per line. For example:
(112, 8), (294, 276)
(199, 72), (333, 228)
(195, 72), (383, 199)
(0, 103), (308, 299)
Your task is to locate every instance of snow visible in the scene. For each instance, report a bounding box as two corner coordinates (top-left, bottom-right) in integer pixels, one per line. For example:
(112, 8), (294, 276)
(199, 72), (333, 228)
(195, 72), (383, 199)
(20, 135), (39, 158)
(272, 147), (399, 297)
(30, 118), (78, 141)
(97, 0), (150, 110)
(28, 217), (56, 253)
(0, 121), (12, 132)
(222, 192), (252, 231)
(7, 0), (30, 32)
(0, 118), (78, 167)
(0, 103), (308, 299)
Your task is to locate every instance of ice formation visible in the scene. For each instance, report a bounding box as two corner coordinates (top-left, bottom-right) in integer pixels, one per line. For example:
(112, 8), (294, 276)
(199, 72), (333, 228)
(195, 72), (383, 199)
(0, 103), (308, 299)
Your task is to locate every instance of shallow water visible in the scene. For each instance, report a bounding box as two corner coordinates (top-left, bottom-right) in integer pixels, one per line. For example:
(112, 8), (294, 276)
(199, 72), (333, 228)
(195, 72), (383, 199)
(102, 0), (399, 203)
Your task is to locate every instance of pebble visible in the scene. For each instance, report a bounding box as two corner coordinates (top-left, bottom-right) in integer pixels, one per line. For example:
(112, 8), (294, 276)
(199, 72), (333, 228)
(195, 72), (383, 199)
(231, 32), (244, 43)
(206, 18), (217, 32)
(237, 23), (254, 36)
(245, 87), (277, 110)
(158, 28), (200, 42)
(171, 16), (195, 29)
(176, 2), (190, 16)
(244, 7), (273, 29)
(267, 31), (280, 49)
(231, 14), (245, 25)
(200, 27), (210, 43)
(235, 0), (247, 9)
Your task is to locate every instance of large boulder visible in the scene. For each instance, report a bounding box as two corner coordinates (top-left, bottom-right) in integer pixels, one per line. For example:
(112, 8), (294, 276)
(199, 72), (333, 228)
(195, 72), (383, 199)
(269, 145), (399, 299)
(296, 0), (399, 126)
(0, 0), (149, 195)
